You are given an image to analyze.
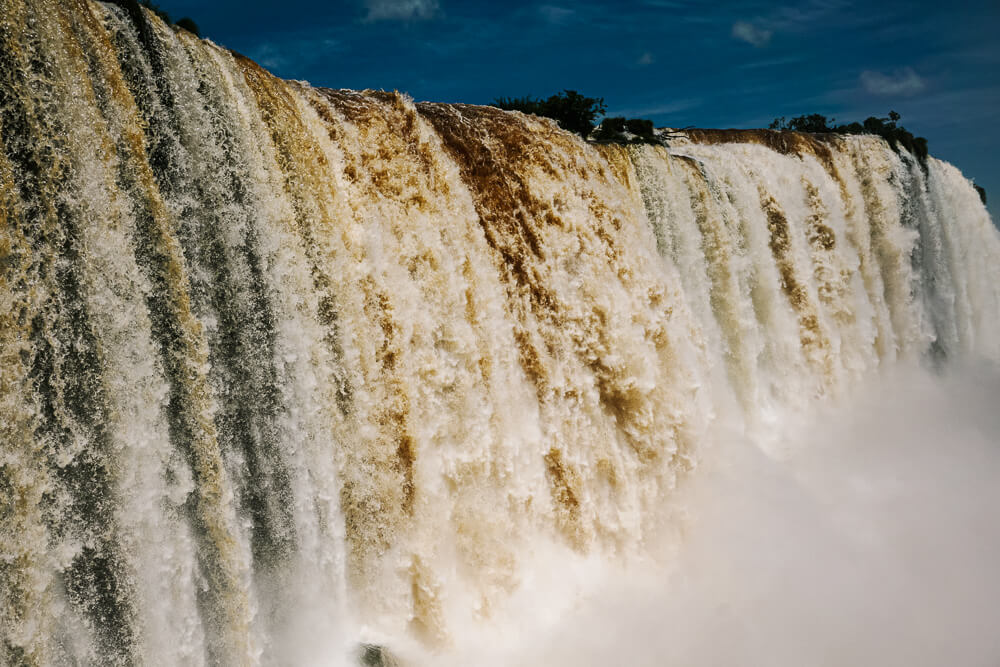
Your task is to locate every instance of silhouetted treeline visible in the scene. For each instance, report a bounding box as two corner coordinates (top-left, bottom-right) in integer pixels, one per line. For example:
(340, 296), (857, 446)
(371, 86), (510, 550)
(769, 111), (928, 159)
(491, 91), (661, 144)
(492, 90), (607, 138)
(592, 117), (659, 145)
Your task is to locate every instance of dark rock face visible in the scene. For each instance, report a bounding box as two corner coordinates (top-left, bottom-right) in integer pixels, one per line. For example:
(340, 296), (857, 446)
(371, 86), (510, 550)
(357, 644), (400, 667)
(975, 184), (987, 205)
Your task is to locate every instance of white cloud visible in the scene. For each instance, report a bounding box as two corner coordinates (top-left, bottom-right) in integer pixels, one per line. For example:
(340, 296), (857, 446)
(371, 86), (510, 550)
(363, 0), (438, 22)
(538, 5), (575, 24)
(606, 97), (704, 118)
(731, 21), (772, 47)
(730, 2), (850, 48)
(860, 67), (926, 96)
(637, 52), (655, 66)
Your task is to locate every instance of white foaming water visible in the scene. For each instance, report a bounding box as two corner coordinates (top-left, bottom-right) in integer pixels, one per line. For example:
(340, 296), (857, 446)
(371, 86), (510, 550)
(432, 362), (1000, 667)
(1, 1), (999, 664)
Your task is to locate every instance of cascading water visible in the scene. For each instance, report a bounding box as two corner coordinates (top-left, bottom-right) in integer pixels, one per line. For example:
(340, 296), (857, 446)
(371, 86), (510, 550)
(1, 0), (999, 665)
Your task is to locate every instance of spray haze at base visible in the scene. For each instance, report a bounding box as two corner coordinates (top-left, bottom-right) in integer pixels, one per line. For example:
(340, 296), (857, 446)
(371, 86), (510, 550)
(445, 362), (1000, 667)
(1, 0), (999, 664)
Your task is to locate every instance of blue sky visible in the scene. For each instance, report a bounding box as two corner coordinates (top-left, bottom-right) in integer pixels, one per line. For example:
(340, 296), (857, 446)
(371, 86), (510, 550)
(156, 0), (1000, 219)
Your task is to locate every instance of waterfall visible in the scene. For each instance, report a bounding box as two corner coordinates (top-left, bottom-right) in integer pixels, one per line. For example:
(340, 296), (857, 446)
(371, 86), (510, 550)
(2, 0), (998, 664)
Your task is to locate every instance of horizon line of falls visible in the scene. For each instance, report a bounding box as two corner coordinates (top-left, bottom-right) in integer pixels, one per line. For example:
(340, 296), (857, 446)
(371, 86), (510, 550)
(2, 0), (1000, 664)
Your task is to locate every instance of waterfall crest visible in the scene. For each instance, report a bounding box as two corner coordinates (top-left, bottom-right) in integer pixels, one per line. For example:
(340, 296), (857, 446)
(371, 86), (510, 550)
(2, 1), (999, 663)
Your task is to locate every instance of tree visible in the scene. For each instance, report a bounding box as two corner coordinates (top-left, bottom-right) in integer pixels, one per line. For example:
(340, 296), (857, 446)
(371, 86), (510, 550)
(492, 90), (607, 138)
(175, 17), (200, 36)
(769, 113), (835, 132)
(769, 110), (928, 160)
(592, 116), (658, 144)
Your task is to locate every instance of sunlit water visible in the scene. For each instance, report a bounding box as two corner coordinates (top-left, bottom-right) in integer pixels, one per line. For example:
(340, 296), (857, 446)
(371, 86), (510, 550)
(1, 1), (998, 664)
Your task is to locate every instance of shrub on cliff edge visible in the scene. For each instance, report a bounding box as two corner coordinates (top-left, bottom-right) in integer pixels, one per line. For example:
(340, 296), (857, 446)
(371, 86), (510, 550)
(770, 110), (928, 160)
(492, 90), (607, 138)
(592, 116), (659, 144)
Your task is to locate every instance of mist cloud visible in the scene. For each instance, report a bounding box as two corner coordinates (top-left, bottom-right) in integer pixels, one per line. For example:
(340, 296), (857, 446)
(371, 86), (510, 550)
(425, 363), (1000, 667)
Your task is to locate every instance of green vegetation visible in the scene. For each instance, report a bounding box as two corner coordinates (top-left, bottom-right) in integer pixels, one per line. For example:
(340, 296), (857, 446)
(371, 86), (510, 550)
(492, 90), (607, 138)
(768, 113), (833, 133)
(174, 17), (201, 37)
(489, 95), (931, 159)
(769, 110), (928, 160)
(491, 91), (663, 144)
(592, 116), (659, 144)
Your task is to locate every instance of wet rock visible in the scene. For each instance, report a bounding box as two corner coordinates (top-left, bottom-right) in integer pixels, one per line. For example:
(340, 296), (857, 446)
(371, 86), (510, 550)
(356, 644), (400, 667)
(975, 184), (987, 205)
